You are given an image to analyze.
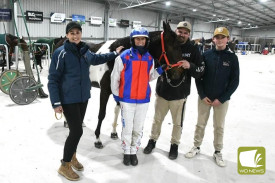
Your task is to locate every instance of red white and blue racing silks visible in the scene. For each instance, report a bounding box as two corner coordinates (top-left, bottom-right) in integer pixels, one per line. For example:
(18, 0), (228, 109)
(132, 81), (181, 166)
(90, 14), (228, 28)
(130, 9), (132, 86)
(111, 47), (163, 104)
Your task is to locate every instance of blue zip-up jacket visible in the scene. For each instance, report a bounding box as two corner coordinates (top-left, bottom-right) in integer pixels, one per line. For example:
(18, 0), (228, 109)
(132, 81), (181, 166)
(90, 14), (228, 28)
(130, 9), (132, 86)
(196, 46), (240, 103)
(48, 40), (117, 107)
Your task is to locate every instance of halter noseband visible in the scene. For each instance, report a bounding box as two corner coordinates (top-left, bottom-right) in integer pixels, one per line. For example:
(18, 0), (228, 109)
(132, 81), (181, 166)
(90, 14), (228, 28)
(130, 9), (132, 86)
(158, 32), (181, 70)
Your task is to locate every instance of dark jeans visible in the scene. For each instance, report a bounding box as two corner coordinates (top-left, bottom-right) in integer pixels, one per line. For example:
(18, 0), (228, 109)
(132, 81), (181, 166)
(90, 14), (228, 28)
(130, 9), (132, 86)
(62, 101), (88, 162)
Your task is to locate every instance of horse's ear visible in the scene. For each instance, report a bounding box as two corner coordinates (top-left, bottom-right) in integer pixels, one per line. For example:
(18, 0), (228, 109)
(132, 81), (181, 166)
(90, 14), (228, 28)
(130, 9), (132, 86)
(163, 21), (171, 32)
(163, 21), (167, 31)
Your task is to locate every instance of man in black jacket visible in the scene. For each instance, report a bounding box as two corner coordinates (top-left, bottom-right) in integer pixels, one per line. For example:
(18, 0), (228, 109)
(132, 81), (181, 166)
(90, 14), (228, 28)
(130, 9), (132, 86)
(143, 21), (205, 160)
(185, 27), (240, 167)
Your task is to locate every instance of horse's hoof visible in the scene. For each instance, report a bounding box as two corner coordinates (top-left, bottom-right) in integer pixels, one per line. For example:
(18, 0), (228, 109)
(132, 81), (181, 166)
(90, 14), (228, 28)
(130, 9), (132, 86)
(94, 141), (103, 149)
(111, 132), (118, 140)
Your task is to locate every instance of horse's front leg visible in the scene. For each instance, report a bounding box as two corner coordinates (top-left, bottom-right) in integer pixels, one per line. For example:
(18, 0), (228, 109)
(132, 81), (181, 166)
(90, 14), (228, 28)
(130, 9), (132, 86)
(111, 102), (120, 139)
(94, 72), (112, 149)
(8, 49), (13, 70)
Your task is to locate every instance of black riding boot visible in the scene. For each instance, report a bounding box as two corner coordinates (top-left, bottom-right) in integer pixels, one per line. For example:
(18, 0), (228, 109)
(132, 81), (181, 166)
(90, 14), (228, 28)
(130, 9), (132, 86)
(130, 154), (138, 166)
(143, 139), (156, 154)
(169, 144), (178, 160)
(123, 154), (131, 166)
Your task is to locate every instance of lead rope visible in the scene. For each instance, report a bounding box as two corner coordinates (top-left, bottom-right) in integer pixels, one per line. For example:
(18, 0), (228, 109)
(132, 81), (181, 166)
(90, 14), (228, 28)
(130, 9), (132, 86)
(165, 70), (186, 88)
(55, 112), (63, 120)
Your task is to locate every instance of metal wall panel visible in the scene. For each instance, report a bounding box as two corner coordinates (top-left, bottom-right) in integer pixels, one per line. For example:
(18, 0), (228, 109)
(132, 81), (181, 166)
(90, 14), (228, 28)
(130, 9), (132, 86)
(12, 0), (161, 42)
(15, 0), (106, 41)
(108, 4), (159, 39)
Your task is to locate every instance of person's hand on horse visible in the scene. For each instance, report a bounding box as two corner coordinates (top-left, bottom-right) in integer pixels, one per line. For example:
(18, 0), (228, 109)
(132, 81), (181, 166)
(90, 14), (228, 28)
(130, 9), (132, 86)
(54, 106), (63, 113)
(177, 60), (190, 69)
(115, 46), (124, 54)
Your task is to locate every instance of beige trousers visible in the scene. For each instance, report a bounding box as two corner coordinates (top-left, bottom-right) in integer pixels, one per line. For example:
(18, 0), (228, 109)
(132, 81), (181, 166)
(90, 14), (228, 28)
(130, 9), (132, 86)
(149, 94), (186, 145)
(194, 97), (229, 151)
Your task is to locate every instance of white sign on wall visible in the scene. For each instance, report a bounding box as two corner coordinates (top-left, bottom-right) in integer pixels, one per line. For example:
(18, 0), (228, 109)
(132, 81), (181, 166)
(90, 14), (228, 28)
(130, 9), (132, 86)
(133, 21), (142, 28)
(50, 13), (66, 23)
(90, 16), (102, 25)
(109, 18), (117, 27)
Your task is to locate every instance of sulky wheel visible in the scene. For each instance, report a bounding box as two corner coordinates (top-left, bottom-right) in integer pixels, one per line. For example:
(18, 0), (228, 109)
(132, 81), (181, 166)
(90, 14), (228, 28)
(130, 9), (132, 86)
(9, 76), (38, 105)
(0, 69), (22, 94)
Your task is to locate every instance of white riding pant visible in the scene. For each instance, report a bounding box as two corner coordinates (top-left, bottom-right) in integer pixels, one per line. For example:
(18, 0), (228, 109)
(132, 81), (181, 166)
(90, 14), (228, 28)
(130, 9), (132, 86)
(120, 102), (149, 155)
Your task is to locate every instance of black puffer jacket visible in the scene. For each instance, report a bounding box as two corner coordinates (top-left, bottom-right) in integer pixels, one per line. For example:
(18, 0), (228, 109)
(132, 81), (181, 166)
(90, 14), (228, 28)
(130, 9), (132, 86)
(156, 39), (204, 100)
(195, 46), (240, 103)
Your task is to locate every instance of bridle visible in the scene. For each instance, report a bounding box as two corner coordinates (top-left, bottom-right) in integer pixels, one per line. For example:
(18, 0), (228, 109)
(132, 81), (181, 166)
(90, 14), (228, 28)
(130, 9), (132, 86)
(158, 32), (181, 70)
(158, 31), (185, 87)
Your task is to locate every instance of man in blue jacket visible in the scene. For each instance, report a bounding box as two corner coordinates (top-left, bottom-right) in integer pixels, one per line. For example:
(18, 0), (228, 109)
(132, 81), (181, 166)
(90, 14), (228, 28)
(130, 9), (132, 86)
(48, 21), (123, 181)
(185, 27), (240, 167)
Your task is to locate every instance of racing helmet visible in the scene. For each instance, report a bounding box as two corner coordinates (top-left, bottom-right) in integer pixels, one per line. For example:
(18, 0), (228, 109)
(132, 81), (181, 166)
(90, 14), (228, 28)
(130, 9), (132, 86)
(130, 27), (150, 48)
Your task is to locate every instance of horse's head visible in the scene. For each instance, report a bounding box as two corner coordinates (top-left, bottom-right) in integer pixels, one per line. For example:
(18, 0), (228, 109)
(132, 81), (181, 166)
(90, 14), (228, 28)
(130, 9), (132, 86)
(53, 37), (67, 52)
(54, 36), (66, 45)
(5, 34), (28, 51)
(17, 36), (29, 51)
(149, 21), (183, 80)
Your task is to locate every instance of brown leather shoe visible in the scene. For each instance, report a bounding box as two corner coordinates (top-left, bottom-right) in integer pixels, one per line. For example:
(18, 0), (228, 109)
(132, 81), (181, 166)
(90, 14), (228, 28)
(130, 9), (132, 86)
(58, 160), (80, 181)
(71, 153), (84, 171)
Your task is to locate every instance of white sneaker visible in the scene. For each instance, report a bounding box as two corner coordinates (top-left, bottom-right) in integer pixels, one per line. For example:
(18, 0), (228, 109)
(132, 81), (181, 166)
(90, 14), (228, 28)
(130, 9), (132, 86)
(213, 152), (226, 167)
(185, 146), (200, 158)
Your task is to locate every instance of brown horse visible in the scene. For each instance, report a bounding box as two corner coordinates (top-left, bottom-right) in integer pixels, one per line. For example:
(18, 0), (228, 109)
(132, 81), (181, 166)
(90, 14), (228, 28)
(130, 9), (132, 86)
(0, 33), (29, 71)
(33, 37), (66, 70)
(52, 37), (67, 52)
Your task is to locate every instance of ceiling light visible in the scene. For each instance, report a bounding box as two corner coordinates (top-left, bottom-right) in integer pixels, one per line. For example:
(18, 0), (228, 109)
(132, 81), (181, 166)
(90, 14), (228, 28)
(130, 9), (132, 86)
(165, 1), (171, 6)
(207, 18), (230, 23)
(260, 0), (268, 2)
(242, 25), (259, 29)
(238, 21), (242, 24)
(193, 9), (197, 12)
(248, 23), (251, 26)
(213, 14), (216, 16)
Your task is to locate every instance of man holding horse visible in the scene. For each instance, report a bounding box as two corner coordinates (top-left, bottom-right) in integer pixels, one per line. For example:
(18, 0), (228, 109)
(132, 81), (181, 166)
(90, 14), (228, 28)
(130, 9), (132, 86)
(48, 21), (123, 181)
(185, 27), (239, 167)
(143, 21), (205, 160)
